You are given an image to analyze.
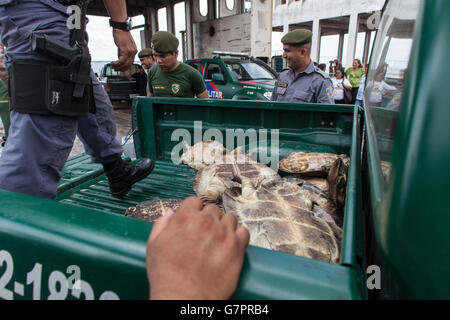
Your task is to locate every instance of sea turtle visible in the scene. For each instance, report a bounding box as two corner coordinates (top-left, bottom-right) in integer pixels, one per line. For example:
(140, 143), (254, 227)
(193, 162), (280, 203)
(125, 199), (182, 222)
(327, 158), (348, 210)
(222, 174), (342, 263)
(281, 177), (341, 225)
(279, 152), (350, 176)
(179, 140), (227, 170)
(286, 175), (330, 195)
(221, 145), (256, 164)
(180, 141), (256, 171)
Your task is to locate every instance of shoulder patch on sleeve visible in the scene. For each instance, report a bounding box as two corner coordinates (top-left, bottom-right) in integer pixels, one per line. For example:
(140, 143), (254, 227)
(326, 86), (334, 98)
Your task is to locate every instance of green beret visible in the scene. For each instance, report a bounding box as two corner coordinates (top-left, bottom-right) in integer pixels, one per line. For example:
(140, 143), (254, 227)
(281, 29), (313, 46)
(151, 31), (179, 53)
(138, 48), (153, 58)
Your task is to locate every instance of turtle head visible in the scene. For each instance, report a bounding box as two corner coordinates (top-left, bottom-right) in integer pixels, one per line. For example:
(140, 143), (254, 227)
(179, 140), (192, 164)
(232, 172), (256, 200)
(327, 158), (348, 208)
(231, 172), (242, 184)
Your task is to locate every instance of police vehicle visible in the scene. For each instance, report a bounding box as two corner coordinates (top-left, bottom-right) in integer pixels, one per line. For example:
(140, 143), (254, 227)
(186, 51), (277, 100)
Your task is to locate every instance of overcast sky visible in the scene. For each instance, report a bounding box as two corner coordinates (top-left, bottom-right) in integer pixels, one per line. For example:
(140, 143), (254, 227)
(86, 15), (146, 62)
(86, 2), (185, 62)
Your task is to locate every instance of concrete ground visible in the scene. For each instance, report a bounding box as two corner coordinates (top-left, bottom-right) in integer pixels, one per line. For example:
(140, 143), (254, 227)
(69, 101), (133, 158)
(0, 101), (133, 158)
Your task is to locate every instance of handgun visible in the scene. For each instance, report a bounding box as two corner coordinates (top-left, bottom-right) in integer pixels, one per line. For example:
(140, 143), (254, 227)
(31, 34), (81, 63)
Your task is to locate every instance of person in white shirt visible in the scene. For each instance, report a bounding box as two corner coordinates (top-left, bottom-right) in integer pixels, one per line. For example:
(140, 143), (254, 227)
(331, 69), (352, 104)
(366, 71), (397, 106)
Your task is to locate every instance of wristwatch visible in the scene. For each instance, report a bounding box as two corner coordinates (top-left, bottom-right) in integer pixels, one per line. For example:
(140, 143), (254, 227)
(109, 17), (133, 31)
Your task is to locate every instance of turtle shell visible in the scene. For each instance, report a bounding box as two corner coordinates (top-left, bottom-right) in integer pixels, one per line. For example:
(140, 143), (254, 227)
(193, 162), (280, 203)
(279, 152), (350, 176)
(222, 177), (342, 263)
(285, 175), (330, 195)
(279, 177), (342, 226)
(125, 199), (182, 222)
(179, 140), (227, 170)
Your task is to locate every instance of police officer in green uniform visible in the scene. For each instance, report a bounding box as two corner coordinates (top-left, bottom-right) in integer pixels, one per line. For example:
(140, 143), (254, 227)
(148, 31), (208, 98)
(0, 66), (9, 146)
(271, 29), (334, 104)
(138, 48), (156, 71)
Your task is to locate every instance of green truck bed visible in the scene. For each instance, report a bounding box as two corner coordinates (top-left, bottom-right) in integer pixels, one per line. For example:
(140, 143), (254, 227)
(0, 97), (365, 300)
(2, 0), (450, 300)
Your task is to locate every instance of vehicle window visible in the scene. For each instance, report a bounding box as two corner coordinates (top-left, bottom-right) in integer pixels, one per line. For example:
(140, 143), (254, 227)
(189, 62), (204, 77)
(204, 63), (225, 80)
(225, 62), (248, 80)
(105, 66), (120, 77)
(365, 0), (421, 183)
(225, 61), (276, 81)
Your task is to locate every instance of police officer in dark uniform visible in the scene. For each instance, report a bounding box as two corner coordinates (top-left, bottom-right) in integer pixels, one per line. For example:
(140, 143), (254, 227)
(0, 0), (154, 199)
(271, 29), (334, 104)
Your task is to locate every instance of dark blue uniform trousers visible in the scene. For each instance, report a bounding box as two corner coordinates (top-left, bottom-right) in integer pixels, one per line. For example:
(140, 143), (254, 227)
(0, 72), (123, 199)
(0, 0), (123, 199)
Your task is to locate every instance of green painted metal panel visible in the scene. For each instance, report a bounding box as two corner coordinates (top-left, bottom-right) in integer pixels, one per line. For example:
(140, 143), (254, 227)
(363, 0), (450, 299)
(0, 190), (150, 300)
(0, 189), (362, 300)
(57, 154), (103, 194)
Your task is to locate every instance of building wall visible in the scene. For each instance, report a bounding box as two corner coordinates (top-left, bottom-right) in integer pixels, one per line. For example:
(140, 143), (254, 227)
(185, 0), (385, 61)
(250, 0), (272, 58)
(272, 0), (385, 27)
(193, 13), (251, 58)
(192, 0), (272, 59)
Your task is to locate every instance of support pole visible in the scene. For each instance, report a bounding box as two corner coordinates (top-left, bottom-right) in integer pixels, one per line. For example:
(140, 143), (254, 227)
(185, 0), (194, 59)
(150, 7), (157, 34)
(337, 32), (344, 62)
(311, 18), (321, 63)
(208, 0), (215, 21)
(166, 1), (175, 34)
(345, 13), (359, 69)
(140, 7), (155, 49)
(363, 31), (372, 64)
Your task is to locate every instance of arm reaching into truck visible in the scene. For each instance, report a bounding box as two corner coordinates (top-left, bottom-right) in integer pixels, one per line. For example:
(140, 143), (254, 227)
(146, 197), (250, 300)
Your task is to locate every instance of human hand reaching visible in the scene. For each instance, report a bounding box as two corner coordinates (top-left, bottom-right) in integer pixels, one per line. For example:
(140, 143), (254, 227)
(110, 29), (137, 71)
(146, 197), (250, 300)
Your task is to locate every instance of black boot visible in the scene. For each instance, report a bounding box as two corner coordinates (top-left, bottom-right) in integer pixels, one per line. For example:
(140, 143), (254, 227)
(103, 158), (155, 199)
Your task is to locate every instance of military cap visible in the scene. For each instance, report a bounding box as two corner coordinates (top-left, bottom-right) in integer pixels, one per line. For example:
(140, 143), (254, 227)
(138, 48), (153, 58)
(151, 31), (179, 53)
(281, 29), (313, 46)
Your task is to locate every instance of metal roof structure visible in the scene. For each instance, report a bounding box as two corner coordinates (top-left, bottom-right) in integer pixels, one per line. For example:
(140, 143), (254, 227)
(87, 0), (181, 17)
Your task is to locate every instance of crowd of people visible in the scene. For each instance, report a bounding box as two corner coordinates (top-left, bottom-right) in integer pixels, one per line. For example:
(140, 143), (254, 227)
(327, 58), (368, 106)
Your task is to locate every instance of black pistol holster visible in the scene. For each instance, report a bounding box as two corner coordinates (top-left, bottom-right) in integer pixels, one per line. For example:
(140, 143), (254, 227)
(9, 1), (95, 117)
